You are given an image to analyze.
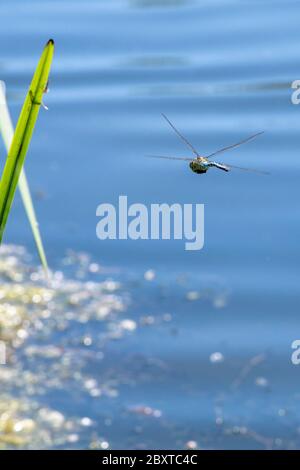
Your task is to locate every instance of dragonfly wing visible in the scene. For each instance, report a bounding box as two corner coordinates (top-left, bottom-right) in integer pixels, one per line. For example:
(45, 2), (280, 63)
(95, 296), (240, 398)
(146, 155), (193, 161)
(161, 113), (201, 158)
(206, 131), (264, 159)
(220, 162), (269, 174)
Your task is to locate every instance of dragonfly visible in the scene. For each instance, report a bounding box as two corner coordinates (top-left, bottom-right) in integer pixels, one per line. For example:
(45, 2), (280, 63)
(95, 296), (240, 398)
(147, 114), (268, 175)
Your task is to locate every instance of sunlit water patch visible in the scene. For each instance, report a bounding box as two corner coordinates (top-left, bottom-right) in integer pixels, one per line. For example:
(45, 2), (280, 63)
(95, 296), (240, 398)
(0, 245), (129, 449)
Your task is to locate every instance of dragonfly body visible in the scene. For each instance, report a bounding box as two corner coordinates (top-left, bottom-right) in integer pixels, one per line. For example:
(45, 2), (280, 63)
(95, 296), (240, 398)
(189, 158), (229, 174)
(148, 114), (267, 175)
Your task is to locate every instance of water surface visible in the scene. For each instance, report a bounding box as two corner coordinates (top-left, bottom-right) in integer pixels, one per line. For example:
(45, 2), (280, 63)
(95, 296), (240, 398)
(0, 0), (299, 449)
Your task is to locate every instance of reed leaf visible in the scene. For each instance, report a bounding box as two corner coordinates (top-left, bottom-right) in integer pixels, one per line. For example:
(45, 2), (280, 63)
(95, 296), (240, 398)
(0, 39), (54, 255)
(0, 81), (48, 272)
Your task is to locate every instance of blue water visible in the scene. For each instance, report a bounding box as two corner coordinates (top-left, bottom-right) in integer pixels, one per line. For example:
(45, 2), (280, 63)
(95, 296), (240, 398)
(1, 0), (300, 449)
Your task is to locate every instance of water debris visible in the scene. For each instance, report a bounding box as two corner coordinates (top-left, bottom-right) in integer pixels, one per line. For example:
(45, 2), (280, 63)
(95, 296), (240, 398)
(184, 284), (229, 306)
(128, 405), (162, 418)
(144, 269), (156, 281)
(89, 439), (110, 450)
(186, 440), (198, 450)
(278, 409), (287, 417)
(38, 409), (65, 429)
(25, 346), (62, 359)
(88, 263), (100, 273)
(82, 336), (93, 346)
(233, 353), (266, 389)
(162, 313), (172, 322)
(212, 293), (228, 309)
(214, 406), (224, 427)
(209, 352), (224, 364)
(255, 376), (269, 388)
(120, 319), (137, 331)
(80, 417), (93, 427)
(140, 315), (155, 326)
(186, 290), (200, 301)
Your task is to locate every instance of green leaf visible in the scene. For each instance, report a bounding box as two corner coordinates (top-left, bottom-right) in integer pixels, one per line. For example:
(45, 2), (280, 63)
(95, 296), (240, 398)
(0, 39), (54, 254)
(0, 81), (48, 272)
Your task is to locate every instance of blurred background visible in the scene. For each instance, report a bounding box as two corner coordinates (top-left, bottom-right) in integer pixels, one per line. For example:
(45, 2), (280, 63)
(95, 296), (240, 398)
(0, 0), (300, 450)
